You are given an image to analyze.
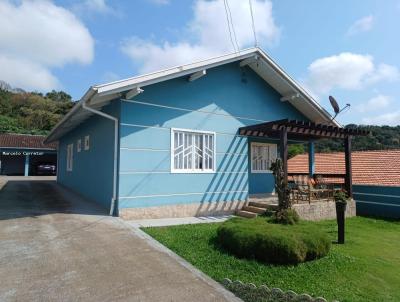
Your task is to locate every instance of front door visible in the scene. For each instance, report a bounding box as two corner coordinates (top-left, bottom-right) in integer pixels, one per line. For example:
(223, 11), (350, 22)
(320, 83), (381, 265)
(248, 141), (277, 195)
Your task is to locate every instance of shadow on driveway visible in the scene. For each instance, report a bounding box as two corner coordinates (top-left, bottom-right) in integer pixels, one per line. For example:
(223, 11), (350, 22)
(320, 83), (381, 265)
(0, 177), (107, 220)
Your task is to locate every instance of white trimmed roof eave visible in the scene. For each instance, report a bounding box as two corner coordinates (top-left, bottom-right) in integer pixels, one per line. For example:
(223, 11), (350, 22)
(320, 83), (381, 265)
(45, 47), (338, 143)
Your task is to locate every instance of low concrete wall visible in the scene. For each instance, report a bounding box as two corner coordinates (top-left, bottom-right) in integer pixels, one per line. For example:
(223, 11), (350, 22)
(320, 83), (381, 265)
(293, 199), (356, 221)
(119, 200), (246, 220)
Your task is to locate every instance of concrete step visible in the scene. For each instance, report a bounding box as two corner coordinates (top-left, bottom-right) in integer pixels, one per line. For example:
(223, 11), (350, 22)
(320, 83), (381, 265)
(248, 194), (278, 204)
(248, 201), (279, 211)
(236, 210), (258, 218)
(242, 205), (266, 214)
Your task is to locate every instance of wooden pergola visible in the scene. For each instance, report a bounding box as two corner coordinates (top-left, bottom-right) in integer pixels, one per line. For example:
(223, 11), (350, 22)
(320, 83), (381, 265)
(239, 119), (369, 199)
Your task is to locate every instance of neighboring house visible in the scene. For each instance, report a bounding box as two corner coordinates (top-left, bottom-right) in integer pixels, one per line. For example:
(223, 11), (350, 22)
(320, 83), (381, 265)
(288, 150), (400, 218)
(0, 133), (57, 176)
(45, 48), (337, 219)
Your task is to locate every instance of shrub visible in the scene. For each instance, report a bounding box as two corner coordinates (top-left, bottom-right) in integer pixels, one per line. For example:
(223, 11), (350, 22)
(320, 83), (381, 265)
(271, 209), (300, 225)
(216, 218), (331, 265)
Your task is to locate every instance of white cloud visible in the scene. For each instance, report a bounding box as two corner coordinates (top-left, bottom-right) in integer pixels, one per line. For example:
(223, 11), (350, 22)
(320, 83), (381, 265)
(362, 110), (400, 126)
(303, 53), (400, 95)
(121, 0), (280, 73)
(0, 55), (59, 91)
(73, 0), (118, 16)
(347, 15), (374, 36)
(357, 95), (391, 113)
(0, 0), (94, 91)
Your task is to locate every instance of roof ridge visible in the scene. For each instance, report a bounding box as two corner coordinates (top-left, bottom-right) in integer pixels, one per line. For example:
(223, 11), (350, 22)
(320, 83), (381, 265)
(94, 47), (259, 88)
(0, 133), (47, 137)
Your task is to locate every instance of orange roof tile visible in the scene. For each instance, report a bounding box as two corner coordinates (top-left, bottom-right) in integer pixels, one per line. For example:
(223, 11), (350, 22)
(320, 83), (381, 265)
(0, 133), (57, 150)
(288, 150), (400, 187)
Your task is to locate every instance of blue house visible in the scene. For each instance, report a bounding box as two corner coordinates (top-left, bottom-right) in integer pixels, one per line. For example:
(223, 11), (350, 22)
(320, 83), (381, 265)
(45, 48), (337, 219)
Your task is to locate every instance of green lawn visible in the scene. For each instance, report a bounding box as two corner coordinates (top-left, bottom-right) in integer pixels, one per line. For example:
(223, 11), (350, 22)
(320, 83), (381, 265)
(143, 217), (400, 302)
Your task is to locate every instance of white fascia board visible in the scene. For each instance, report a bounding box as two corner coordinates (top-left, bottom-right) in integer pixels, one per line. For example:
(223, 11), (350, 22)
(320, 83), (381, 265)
(253, 48), (338, 126)
(44, 87), (96, 143)
(94, 49), (258, 96)
(188, 70), (206, 82)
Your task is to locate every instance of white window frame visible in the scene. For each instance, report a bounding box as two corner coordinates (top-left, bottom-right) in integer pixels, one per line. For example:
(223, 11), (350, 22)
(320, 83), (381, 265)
(250, 142), (277, 173)
(84, 135), (90, 151)
(77, 139), (82, 152)
(170, 128), (216, 173)
(66, 143), (73, 172)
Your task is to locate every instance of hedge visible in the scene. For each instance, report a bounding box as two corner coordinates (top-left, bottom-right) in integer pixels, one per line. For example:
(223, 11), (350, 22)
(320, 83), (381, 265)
(216, 218), (331, 265)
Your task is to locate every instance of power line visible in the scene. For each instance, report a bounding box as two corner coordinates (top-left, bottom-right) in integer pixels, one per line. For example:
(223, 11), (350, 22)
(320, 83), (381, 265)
(223, 0), (238, 53)
(225, 0), (240, 52)
(248, 0), (258, 47)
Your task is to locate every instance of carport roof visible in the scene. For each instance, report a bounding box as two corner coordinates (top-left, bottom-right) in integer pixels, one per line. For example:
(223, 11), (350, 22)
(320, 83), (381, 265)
(0, 133), (57, 150)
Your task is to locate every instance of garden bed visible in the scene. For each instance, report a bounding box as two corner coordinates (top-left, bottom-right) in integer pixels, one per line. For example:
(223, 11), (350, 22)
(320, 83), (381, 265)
(143, 217), (400, 302)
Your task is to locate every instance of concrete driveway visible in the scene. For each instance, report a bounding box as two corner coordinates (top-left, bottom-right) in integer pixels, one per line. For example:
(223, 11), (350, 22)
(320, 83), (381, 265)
(0, 177), (239, 302)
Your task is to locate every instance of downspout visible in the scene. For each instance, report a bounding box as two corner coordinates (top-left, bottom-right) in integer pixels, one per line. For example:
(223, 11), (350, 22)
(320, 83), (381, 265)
(82, 95), (119, 216)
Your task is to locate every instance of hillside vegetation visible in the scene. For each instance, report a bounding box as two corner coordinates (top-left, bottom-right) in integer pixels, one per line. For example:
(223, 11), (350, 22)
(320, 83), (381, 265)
(289, 124), (400, 158)
(0, 85), (74, 135)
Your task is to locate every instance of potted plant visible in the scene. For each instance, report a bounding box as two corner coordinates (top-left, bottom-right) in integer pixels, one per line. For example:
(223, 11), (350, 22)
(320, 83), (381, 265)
(334, 190), (349, 244)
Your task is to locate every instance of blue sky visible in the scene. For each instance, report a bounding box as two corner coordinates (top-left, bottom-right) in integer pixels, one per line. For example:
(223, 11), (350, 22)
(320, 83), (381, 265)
(0, 0), (399, 126)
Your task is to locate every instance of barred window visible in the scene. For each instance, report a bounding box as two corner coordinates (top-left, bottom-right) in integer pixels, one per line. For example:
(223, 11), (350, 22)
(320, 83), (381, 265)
(251, 142), (277, 173)
(172, 129), (215, 172)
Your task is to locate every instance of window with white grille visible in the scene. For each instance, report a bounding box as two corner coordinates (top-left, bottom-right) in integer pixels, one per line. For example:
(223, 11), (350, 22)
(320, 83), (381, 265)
(251, 142), (277, 173)
(67, 144), (73, 172)
(171, 129), (215, 173)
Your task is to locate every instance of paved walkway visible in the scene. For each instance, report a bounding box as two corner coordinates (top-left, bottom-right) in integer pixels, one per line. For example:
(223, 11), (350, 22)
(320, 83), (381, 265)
(0, 177), (240, 302)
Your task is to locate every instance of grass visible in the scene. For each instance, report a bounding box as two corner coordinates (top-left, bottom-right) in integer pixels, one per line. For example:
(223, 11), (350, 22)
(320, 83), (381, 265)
(143, 217), (400, 302)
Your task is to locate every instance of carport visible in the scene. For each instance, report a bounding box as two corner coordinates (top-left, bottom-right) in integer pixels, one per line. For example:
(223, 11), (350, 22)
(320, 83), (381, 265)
(0, 133), (57, 176)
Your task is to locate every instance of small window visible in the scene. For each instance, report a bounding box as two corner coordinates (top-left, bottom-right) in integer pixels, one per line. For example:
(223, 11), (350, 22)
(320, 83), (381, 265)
(171, 128), (215, 173)
(84, 135), (90, 151)
(251, 142), (277, 173)
(77, 139), (82, 152)
(66, 144), (73, 172)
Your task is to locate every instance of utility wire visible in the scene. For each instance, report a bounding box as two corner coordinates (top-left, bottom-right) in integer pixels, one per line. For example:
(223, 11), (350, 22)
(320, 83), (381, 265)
(248, 0), (258, 47)
(225, 0), (240, 52)
(223, 0), (238, 53)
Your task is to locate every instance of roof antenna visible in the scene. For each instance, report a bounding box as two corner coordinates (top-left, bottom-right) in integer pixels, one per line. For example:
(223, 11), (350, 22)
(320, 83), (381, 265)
(329, 95), (350, 121)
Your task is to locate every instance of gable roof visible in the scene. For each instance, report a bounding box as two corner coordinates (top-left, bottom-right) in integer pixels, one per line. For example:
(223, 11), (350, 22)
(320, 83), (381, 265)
(0, 133), (57, 150)
(45, 47), (338, 143)
(288, 150), (400, 187)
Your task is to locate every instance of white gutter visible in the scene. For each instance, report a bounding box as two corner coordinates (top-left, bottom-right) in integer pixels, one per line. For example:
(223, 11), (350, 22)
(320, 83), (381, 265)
(82, 93), (118, 216)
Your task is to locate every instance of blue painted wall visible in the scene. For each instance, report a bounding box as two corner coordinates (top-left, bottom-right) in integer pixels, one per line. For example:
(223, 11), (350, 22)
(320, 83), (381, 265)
(118, 63), (307, 209)
(354, 185), (400, 219)
(58, 102), (120, 208)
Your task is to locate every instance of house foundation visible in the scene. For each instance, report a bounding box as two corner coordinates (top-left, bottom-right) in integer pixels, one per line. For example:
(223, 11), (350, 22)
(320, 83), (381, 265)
(119, 200), (246, 220)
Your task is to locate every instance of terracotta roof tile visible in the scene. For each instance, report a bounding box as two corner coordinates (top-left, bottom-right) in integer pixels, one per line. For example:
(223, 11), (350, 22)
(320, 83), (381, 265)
(288, 150), (400, 187)
(0, 133), (57, 150)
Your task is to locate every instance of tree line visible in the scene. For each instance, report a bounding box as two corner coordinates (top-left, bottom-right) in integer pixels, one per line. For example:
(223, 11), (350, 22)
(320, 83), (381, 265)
(0, 84), (74, 135)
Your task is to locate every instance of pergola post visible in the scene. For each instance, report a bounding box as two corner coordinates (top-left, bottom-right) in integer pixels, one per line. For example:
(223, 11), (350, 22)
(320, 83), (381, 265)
(308, 141), (315, 177)
(24, 154), (30, 177)
(280, 127), (288, 198)
(344, 135), (353, 198)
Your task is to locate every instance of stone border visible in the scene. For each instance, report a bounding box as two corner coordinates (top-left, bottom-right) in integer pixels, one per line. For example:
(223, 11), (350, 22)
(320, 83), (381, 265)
(222, 279), (339, 302)
(120, 219), (243, 302)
